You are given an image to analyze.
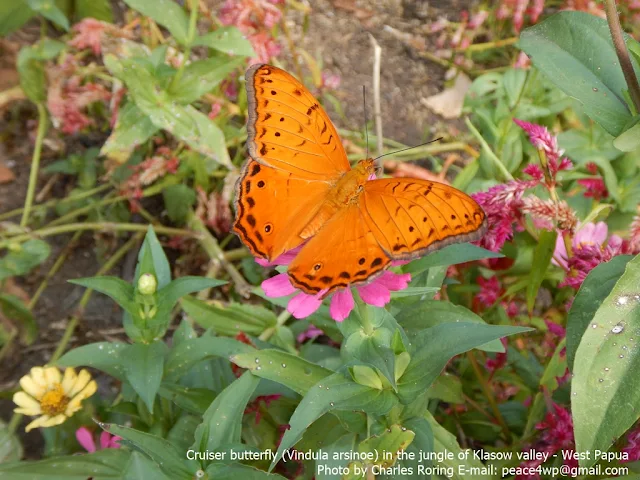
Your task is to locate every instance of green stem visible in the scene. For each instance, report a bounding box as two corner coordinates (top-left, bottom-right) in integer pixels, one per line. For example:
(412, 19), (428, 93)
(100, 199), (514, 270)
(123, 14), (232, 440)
(0, 222), (198, 249)
(604, 0), (640, 113)
(48, 233), (144, 363)
(20, 104), (48, 228)
(465, 117), (514, 181)
(354, 292), (373, 335)
(7, 412), (22, 434)
(169, 0), (198, 91)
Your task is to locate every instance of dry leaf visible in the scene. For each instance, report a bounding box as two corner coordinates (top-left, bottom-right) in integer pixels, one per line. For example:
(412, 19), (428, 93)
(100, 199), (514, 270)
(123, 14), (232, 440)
(421, 73), (472, 119)
(0, 163), (15, 184)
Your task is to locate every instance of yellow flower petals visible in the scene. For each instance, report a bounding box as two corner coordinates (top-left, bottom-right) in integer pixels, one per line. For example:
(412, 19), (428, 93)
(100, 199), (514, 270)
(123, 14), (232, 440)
(43, 367), (61, 386)
(12, 392), (41, 416)
(61, 368), (78, 394)
(67, 369), (92, 398)
(25, 415), (51, 433)
(19, 376), (46, 400)
(65, 380), (97, 416)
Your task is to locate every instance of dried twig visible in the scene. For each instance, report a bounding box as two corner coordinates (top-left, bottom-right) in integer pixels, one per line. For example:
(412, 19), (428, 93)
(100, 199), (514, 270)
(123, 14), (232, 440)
(368, 34), (384, 162)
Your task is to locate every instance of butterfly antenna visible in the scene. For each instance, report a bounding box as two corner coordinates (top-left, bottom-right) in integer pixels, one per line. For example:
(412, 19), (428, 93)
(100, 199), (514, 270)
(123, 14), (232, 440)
(363, 85), (369, 159)
(373, 137), (444, 161)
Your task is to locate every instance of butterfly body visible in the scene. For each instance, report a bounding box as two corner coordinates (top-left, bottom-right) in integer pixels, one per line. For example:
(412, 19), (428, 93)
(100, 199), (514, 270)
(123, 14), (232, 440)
(234, 64), (487, 297)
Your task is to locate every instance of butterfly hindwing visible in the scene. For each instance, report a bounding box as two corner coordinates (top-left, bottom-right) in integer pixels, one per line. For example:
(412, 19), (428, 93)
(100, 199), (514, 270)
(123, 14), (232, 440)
(246, 64), (350, 180)
(361, 178), (487, 260)
(287, 205), (391, 296)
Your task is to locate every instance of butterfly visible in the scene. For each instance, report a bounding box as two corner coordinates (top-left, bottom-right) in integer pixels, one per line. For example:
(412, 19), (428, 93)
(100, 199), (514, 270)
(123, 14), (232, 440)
(233, 64), (487, 297)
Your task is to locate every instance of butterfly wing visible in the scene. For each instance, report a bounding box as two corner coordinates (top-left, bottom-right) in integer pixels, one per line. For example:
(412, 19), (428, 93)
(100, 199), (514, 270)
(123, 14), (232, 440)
(361, 178), (487, 259)
(233, 159), (330, 260)
(245, 64), (350, 180)
(287, 205), (391, 296)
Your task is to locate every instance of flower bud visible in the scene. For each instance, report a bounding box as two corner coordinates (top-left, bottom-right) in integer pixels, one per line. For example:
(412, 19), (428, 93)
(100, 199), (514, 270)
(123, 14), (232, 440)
(351, 365), (383, 390)
(137, 273), (157, 295)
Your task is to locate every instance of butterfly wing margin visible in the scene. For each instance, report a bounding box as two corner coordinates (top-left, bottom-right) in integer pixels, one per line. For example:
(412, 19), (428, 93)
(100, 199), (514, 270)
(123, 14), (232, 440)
(362, 178), (487, 260)
(245, 64), (350, 180)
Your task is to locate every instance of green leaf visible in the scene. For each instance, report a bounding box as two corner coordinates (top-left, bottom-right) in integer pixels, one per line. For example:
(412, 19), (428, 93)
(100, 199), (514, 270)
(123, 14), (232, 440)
(57, 341), (127, 379)
(359, 424), (415, 468)
(205, 463), (286, 480)
(101, 102), (159, 159)
(0, 419), (23, 463)
(102, 423), (196, 479)
(193, 27), (255, 57)
(0, 293), (37, 345)
(572, 253), (640, 466)
(105, 55), (232, 168)
(164, 335), (254, 379)
(122, 341), (168, 413)
(74, 0), (113, 22)
(191, 371), (259, 458)
(613, 120), (640, 152)
(0, 449), (130, 478)
(169, 56), (245, 104)
(399, 417), (434, 479)
(162, 184), (196, 223)
(181, 296), (276, 336)
(343, 326), (397, 389)
(157, 277), (226, 314)
(0, 1), (34, 36)
(0, 239), (50, 281)
(17, 39), (64, 103)
(27, 0), (69, 30)
(503, 68), (527, 109)
(159, 383), (215, 414)
(426, 373), (464, 403)
(398, 323), (532, 403)
(68, 276), (137, 317)
(396, 300), (505, 353)
(526, 229), (557, 313)
(425, 412), (491, 480)
(405, 243), (502, 274)
(122, 0), (189, 44)
(519, 11), (639, 136)
(136, 226), (172, 288)
(123, 452), (172, 480)
(272, 372), (397, 470)
(566, 255), (632, 371)
(231, 349), (332, 395)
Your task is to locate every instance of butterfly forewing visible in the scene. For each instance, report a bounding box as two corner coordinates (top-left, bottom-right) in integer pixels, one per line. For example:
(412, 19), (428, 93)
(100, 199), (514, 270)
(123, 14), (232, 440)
(246, 64), (350, 179)
(361, 178), (487, 260)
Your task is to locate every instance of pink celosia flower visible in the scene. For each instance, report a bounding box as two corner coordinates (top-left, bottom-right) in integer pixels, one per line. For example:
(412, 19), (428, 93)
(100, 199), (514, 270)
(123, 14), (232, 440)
(69, 19), (111, 56)
(76, 427), (121, 452)
(472, 180), (537, 251)
(208, 101), (223, 120)
(248, 32), (281, 64)
(622, 424), (640, 462)
(629, 213), (640, 253)
(486, 338), (508, 373)
(513, 119), (567, 168)
(260, 250), (410, 321)
(468, 10), (489, 29)
(321, 72), (341, 90)
(220, 0), (283, 32)
(476, 275), (501, 308)
(521, 197), (577, 232)
(514, 51), (531, 69)
(296, 325), (324, 343)
(577, 177), (608, 200)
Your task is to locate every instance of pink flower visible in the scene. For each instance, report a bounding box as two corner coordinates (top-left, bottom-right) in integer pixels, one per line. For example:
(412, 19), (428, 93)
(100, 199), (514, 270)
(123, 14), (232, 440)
(553, 221), (609, 269)
(297, 325), (324, 343)
(220, 0), (283, 32)
(321, 72), (341, 90)
(208, 102), (222, 120)
(468, 10), (489, 29)
(577, 177), (608, 200)
(76, 427), (121, 452)
(629, 213), (640, 253)
(261, 251), (411, 321)
(513, 119), (563, 165)
(485, 338), (508, 373)
(248, 32), (281, 64)
(476, 275), (501, 308)
(622, 424), (640, 462)
(514, 51), (531, 69)
(69, 18), (110, 55)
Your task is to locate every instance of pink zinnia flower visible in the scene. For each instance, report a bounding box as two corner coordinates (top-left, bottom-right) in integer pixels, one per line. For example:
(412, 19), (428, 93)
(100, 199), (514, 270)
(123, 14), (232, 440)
(622, 424), (640, 462)
(553, 221), (609, 270)
(76, 427), (121, 452)
(259, 249), (410, 321)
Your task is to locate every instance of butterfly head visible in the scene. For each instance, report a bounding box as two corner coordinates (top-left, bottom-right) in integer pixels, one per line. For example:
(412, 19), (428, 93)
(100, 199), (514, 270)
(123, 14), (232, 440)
(355, 158), (377, 180)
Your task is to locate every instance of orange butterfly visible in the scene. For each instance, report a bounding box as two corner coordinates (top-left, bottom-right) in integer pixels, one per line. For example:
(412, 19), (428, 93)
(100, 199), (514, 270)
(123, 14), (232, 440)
(233, 64), (487, 297)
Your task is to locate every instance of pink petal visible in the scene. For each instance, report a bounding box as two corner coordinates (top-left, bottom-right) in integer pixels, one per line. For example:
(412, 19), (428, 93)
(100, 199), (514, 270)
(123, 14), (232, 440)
(287, 292), (323, 319)
(374, 271), (411, 291)
(357, 282), (390, 307)
(99, 431), (113, 450)
(329, 289), (354, 322)
(109, 436), (122, 449)
(553, 232), (568, 269)
(391, 260), (409, 267)
(255, 245), (304, 267)
(76, 427), (96, 453)
(262, 274), (296, 297)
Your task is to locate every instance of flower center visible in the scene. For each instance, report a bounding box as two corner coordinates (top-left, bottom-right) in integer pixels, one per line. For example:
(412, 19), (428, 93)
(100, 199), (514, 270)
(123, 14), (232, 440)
(40, 385), (69, 416)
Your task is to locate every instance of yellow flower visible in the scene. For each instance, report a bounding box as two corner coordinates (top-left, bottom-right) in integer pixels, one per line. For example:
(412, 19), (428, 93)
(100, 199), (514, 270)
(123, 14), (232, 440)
(13, 367), (97, 432)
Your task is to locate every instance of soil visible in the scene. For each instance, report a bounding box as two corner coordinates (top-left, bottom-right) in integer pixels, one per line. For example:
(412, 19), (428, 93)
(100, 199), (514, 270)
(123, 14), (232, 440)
(0, 0), (476, 456)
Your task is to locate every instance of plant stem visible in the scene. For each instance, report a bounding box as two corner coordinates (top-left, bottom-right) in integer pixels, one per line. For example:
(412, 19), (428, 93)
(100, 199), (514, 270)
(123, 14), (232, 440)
(354, 292), (374, 335)
(453, 37), (518, 52)
(169, 0), (198, 92)
(466, 351), (512, 443)
(48, 233), (144, 363)
(0, 222), (199, 249)
(605, 0), (640, 113)
(465, 117), (514, 181)
(20, 104), (48, 228)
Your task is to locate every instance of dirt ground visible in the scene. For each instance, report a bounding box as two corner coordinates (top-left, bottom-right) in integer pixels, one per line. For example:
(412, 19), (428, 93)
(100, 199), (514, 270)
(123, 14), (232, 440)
(0, 0), (475, 455)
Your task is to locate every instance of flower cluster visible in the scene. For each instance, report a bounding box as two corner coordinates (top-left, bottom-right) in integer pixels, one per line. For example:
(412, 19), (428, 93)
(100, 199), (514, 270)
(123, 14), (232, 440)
(68, 18), (130, 56)
(76, 427), (121, 452)
(13, 367), (97, 432)
(219, 0), (283, 64)
(497, 0), (544, 33)
(259, 248), (411, 322)
(428, 10), (490, 68)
